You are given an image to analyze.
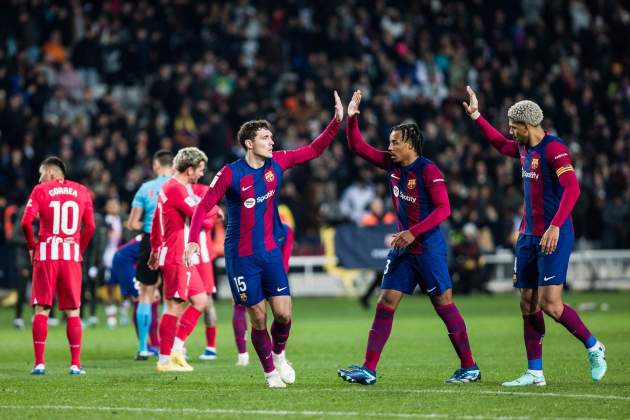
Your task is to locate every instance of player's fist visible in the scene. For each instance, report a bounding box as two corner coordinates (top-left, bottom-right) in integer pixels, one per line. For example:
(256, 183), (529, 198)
(462, 85), (480, 119)
(147, 251), (160, 270)
(348, 90), (362, 118)
(390, 230), (415, 249)
(334, 90), (344, 122)
(184, 242), (200, 267)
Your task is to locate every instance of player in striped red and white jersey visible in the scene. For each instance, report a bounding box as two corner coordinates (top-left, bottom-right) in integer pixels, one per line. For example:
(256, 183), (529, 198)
(21, 156), (95, 375)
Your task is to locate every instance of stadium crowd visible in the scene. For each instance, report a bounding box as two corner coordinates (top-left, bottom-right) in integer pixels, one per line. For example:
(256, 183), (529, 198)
(1, 0), (629, 299)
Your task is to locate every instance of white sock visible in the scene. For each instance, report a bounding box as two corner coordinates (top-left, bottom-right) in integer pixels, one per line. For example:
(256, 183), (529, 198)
(206, 346), (216, 352)
(158, 354), (169, 364)
(527, 369), (543, 377)
(587, 341), (601, 352)
(172, 337), (185, 352)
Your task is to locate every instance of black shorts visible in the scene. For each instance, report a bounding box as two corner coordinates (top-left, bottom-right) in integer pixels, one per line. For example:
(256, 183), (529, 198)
(136, 234), (159, 286)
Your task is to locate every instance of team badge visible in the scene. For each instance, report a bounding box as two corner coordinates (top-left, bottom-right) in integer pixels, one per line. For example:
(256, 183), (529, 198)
(407, 178), (416, 189)
(531, 158), (539, 170)
(240, 292), (247, 303)
(265, 170), (275, 182)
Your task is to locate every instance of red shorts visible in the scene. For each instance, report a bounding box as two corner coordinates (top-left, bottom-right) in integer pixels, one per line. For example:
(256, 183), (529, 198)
(196, 262), (216, 294)
(32, 260), (82, 310)
(161, 264), (205, 301)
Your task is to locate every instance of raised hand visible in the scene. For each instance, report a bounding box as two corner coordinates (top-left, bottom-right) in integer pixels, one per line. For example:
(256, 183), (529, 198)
(334, 90), (344, 122)
(462, 85), (479, 118)
(348, 90), (362, 118)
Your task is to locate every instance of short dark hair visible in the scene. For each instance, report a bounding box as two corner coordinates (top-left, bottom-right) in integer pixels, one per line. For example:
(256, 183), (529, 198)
(40, 156), (66, 176)
(237, 120), (272, 149)
(153, 149), (173, 167)
(391, 123), (424, 156)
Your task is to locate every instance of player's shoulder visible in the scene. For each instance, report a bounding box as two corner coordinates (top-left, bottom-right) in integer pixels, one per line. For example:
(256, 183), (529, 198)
(543, 135), (571, 158)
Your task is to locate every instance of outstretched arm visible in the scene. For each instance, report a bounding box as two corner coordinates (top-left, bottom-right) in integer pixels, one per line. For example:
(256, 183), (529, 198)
(273, 91), (342, 171)
(188, 166), (232, 245)
(463, 86), (520, 158)
(346, 90), (392, 169)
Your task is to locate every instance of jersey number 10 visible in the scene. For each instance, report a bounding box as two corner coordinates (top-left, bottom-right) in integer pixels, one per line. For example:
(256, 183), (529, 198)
(50, 200), (80, 235)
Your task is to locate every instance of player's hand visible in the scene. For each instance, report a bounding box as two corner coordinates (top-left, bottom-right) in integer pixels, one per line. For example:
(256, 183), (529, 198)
(348, 90), (362, 117)
(147, 251), (159, 270)
(184, 242), (200, 267)
(390, 230), (415, 249)
(217, 207), (225, 221)
(462, 85), (480, 119)
(540, 225), (560, 254)
(153, 288), (161, 303)
(334, 90), (343, 122)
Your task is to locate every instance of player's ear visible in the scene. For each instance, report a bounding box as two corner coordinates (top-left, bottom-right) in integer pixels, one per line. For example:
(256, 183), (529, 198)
(245, 139), (253, 150)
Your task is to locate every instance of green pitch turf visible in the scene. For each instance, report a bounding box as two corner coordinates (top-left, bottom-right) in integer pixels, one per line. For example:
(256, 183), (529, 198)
(0, 292), (629, 419)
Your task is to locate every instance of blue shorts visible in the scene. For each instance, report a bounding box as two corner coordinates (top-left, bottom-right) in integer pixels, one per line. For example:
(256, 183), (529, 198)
(513, 232), (574, 289)
(381, 242), (452, 297)
(110, 240), (141, 298)
(225, 248), (290, 307)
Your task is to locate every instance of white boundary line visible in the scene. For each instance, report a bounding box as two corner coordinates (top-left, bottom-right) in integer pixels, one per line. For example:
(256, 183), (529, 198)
(0, 405), (611, 420)
(316, 388), (630, 402)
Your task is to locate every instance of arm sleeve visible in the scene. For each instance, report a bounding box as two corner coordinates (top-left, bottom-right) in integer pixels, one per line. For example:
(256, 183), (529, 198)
(20, 188), (40, 250)
(474, 115), (520, 158)
(131, 184), (145, 210)
(546, 141), (581, 227)
(150, 207), (162, 252)
(273, 118), (341, 170)
(346, 115), (392, 169)
(80, 193), (96, 254)
(189, 166), (232, 244)
(409, 164), (451, 237)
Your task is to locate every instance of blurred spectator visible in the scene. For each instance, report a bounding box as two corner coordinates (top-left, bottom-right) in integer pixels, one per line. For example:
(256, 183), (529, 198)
(452, 223), (490, 295)
(0, 0), (627, 260)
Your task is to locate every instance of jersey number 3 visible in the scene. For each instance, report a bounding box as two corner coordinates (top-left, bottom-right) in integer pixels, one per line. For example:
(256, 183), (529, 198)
(50, 200), (80, 235)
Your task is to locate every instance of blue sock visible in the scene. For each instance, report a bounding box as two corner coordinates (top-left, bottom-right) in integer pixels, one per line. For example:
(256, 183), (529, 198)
(527, 358), (543, 371)
(585, 335), (597, 349)
(136, 303), (152, 352)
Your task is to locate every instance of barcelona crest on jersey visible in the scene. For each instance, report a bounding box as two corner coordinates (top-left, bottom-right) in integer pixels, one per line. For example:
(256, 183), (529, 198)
(265, 170), (275, 182)
(407, 178), (416, 189)
(531, 158), (539, 170)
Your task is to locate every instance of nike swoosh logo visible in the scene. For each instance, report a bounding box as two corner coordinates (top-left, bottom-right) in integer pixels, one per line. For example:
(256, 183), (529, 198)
(543, 275), (555, 282)
(391, 174), (400, 179)
(427, 286), (437, 293)
(241, 186), (252, 191)
(276, 287), (288, 292)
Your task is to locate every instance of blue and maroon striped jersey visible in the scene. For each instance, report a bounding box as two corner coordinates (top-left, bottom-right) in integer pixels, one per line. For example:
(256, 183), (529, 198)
(346, 116), (451, 254)
(190, 118), (340, 257)
(474, 115), (578, 236)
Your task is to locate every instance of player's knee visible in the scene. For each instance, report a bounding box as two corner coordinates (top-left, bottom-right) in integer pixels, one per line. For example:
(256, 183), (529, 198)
(539, 299), (562, 319)
(377, 294), (397, 309)
(273, 312), (291, 324)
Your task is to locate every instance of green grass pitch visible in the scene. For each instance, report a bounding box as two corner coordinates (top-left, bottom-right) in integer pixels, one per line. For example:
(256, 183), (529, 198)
(0, 292), (629, 419)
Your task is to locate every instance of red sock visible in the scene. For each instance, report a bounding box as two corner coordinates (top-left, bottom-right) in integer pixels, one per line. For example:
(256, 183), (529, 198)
(205, 326), (217, 348)
(32, 314), (48, 365)
(232, 304), (248, 353)
(251, 327), (275, 373)
(175, 306), (202, 342)
(66, 316), (82, 367)
(363, 303), (395, 371)
(149, 301), (160, 347)
(270, 320), (291, 354)
(159, 313), (178, 356)
(434, 303), (476, 368)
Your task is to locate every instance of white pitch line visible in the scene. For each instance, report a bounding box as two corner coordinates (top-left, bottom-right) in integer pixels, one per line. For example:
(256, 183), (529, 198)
(0, 405), (612, 420)
(0, 405), (518, 419)
(320, 388), (630, 402)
